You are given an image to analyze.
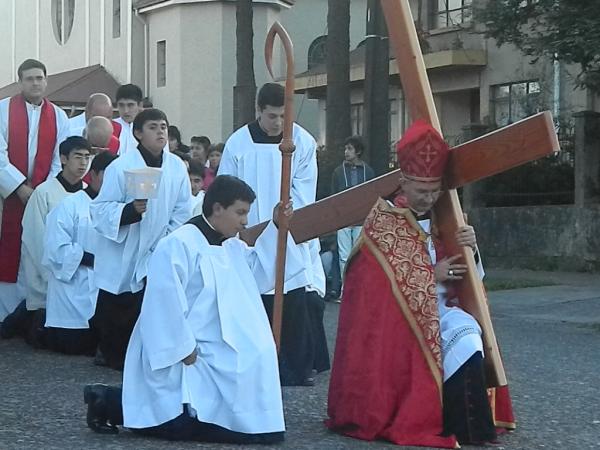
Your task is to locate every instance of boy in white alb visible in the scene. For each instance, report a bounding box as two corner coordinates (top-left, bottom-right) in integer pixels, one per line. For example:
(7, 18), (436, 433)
(90, 108), (192, 370)
(113, 84), (143, 156)
(43, 151), (118, 355)
(219, 83), (329, 386)
(84, 175), (301, 444)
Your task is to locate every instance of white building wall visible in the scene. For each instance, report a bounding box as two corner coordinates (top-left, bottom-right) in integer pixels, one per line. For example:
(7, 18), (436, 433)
(0, 0), (133, 87)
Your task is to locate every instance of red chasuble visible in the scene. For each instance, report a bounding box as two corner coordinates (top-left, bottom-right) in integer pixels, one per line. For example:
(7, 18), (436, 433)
(326, 199), (515, 448)
(0, 95), (57, 282)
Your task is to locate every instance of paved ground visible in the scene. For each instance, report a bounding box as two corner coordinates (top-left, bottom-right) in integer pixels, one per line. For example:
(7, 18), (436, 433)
(1, 269), (600, 449)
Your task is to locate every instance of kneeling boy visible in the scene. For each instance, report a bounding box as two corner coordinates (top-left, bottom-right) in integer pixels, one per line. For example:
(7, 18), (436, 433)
(43, 151), (118, 355)
(84, 175), (302, 444)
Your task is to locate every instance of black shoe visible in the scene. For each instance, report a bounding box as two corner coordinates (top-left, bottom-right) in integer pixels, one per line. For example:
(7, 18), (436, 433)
(24, 309), (47, 349)
(83, 384), (119, 434)
(0, 300), (28, 339)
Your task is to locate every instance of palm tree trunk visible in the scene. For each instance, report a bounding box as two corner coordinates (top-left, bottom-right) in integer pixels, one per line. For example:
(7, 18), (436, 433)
(234, 0), (257, 130)
(363, 0), (390, 175)
(326, 0), (351, 167)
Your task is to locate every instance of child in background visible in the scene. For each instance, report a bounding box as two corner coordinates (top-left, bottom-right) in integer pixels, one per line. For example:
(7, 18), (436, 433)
(188, 160), (206, 217)
(208, 143), (223, 173)
(204, 143), (223, 189)
(190, 136), (211, 166)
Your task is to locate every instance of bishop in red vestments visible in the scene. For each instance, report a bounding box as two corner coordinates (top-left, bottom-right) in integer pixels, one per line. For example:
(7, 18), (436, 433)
(326, 121), (515, 448)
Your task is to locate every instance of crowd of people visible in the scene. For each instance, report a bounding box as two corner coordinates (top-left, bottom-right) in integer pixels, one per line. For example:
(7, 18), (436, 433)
(0, 58), (515, 447)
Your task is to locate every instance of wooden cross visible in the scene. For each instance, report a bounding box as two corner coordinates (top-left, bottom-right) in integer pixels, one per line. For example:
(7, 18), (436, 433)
(242, 0), (560, 387)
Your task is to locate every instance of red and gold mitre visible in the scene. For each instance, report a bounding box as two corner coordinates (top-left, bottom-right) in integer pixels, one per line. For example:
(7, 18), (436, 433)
(396, 120), (450, 181)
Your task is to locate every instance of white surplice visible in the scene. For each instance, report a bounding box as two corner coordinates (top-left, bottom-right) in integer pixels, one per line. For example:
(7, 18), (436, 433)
(90, 149), (192, 295)
(113, 117), (139, 156)
(21, 177), (74, 310)
(68, 113), (87, 137)
(123, 220), (302, 432)
(219, 123), (326, 296)
(43, 190), (98, 329)
(0, 98), (70, 320)
(419, 218), (485, 381)
(191, 191), (205, 217)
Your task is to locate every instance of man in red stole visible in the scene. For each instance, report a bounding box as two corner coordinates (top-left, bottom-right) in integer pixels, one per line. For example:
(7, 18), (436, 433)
(0, 59), (70, 324)
(326, 120), (515, 448)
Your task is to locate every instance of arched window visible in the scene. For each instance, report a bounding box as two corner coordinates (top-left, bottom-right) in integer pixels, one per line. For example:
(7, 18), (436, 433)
(308, 35), (327, 69)
(51, 0), (75, 45)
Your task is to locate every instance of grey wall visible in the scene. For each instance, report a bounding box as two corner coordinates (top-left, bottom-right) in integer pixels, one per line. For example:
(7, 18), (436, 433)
(469, 205), (600, 272)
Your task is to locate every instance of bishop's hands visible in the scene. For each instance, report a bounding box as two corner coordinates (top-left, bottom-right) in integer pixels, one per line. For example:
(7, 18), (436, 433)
(182, 348), (198, 366)
(434, 225), (477, 283)
(455, 225), (477, 250)
(273, 200), (293, 227)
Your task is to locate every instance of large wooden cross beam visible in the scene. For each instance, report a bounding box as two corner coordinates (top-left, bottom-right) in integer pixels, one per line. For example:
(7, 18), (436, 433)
(241, 0), (560, 387)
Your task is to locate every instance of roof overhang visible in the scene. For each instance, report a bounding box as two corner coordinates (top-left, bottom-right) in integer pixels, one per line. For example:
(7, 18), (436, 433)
(0, 65), (121, 106)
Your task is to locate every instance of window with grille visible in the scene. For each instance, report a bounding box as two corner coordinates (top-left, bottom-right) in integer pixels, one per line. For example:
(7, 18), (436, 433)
(157, 41), (167, 87)
(491, 80), (541, 127)
(113, 0), (121, 38)
(430, 0), (472, 29)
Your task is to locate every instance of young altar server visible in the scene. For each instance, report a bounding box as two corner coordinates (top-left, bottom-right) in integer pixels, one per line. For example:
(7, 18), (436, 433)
(219, 82), (329, 386)
(43, 151), (118, 355)
(14, 136), (91, 347)
(188, 159), (205, 216)
(113, 84), (144, 156)
(90, 108), (192, 370)
(84, 175), (301, 444)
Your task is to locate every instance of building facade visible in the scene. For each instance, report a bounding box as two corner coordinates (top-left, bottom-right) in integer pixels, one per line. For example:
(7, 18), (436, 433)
(0, 0), (369, 142)
(295, 0), (598, 149)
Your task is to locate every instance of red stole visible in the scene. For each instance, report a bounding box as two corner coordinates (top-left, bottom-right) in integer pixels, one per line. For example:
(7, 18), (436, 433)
(0, 95), (57, 282)
(112, 120), (122, 139)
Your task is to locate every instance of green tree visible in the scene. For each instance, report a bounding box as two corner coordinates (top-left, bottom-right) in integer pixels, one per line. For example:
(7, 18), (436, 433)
(474, 0), (600, 94)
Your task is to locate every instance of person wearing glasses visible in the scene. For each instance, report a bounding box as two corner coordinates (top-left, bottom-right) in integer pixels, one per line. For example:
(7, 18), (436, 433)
(1, 136), (92, 347)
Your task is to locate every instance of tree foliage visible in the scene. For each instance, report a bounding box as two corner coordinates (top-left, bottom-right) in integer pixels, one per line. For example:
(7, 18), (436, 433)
(474, 0), (600, 94)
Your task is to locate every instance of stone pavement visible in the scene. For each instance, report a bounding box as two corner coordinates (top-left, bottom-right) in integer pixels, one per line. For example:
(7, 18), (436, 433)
(1, 269), (600, 449)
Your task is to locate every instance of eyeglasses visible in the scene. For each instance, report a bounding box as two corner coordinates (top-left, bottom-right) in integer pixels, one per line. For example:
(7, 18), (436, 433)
(71, 154), (92, 161)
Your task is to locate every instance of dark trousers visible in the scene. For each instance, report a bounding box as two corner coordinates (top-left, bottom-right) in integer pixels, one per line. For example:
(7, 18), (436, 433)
(0, 300), (47, 348)
(305, 290), (330, 373)
(45, 325), (98, 356)
(95, 289), (144, 370)
(262, 288), (330, 385)
(442, 352), (497, 444)
(103, 386), (284, 444)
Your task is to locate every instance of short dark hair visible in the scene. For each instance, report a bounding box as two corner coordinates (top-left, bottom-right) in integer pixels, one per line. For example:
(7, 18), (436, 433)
(59, 136), (91, 157)
(173, 150), (191, 163)
(202, 175), (256, 217)
(257, 83), (284, 110)
(188, 160), (206, 178)
(191, 136), (211, 148)
(90, 150), (118, 174)
(142, 97), (153, 108)
(344, 135), (365, 156)
(18, 59), (47, 80)
(208, 143), (224, 155)
(168, 125), (182, 144)
(116, 84), (143, 103)
(132, 108), (169, 140)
